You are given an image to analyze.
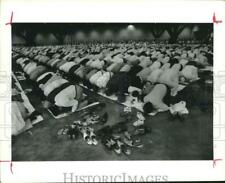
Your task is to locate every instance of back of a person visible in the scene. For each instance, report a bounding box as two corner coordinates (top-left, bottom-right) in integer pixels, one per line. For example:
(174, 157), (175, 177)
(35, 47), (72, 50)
(181, 65), (198, 80)
(147, 68), (163, 83)
(54, 85), (76, 107)
(158, 63), (180, 83)
(43, 77), (67, 95)
(29, 65), (48, 81)
(149, 61), (161, 70)
(144, 84), (168, 109)
(41, 75), (60, 89)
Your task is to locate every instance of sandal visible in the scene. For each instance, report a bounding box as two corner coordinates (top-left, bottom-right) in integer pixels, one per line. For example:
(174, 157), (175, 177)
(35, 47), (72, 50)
(90, 131), (98, 145)
(104, 138), (116, 150)
(133, 119), (144, 127)
(133, 139), (144, 148)
(81, 127), (92, 145)
(137, 112), (145, 121)
(124, 131), (132, 140)
(134, 125), (151, 136)
(124, 106), (132, 113)
(134, 128), (146, 136)
(123, 137), (133, 147)
(112, 134), (121, 140)
(113, 140), (123, 154)
(57, 126), (69, 136)
(121, 144), (131, 155)
(123, 137), (143, 148)
(73, 120), (82, 126)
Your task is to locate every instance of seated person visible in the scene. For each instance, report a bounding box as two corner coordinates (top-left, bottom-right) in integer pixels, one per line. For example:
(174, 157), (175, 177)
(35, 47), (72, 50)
(12, 101), (28, 135)
(143, 83), (170, 114)
(12, 98), (40, 135)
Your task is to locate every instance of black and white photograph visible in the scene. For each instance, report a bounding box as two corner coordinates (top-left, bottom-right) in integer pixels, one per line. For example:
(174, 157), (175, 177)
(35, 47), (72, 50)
(11, 23), (213, 161)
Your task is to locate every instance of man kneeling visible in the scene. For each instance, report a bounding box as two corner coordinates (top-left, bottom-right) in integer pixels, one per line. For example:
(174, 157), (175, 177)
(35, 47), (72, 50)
(143, 83), (170, 114)
(46, 82), (87, 113)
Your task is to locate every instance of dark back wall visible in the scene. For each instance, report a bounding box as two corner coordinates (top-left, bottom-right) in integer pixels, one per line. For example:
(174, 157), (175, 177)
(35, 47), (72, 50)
(12, 23), (213, 46)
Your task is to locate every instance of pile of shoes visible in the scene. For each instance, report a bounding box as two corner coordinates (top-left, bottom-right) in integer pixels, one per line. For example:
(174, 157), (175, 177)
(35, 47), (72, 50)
(97, 123), (132, 155)
(97, 118), (150, 156)
(57, 112), (108, 146)
(57, 109), (151, 154)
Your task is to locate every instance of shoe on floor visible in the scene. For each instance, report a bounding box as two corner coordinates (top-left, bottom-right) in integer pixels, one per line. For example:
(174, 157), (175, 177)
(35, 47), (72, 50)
(121, 144), (131, 155)
(133, 120), (144, 127)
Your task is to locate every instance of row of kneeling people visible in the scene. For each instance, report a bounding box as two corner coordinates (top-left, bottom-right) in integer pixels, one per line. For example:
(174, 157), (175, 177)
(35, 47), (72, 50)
(13, 47), (203, 115)
(14, 47), (199, 88)
(15, 55), (88, 112)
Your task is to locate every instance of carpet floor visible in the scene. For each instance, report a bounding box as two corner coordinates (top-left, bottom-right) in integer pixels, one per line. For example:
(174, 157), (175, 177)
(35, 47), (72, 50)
(12, 75), (213, 161)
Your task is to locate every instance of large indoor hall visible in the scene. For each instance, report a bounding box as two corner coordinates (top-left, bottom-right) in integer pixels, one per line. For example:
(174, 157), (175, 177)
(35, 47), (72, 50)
(11, 23), (213, 161)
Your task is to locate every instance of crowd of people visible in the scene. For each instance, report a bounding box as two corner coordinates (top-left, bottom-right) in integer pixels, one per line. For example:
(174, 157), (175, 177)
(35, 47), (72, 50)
(12, 41), (213, 115)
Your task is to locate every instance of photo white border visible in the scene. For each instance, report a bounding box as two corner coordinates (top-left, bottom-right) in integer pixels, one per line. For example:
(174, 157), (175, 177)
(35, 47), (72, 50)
(1, 0), (225, 182)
